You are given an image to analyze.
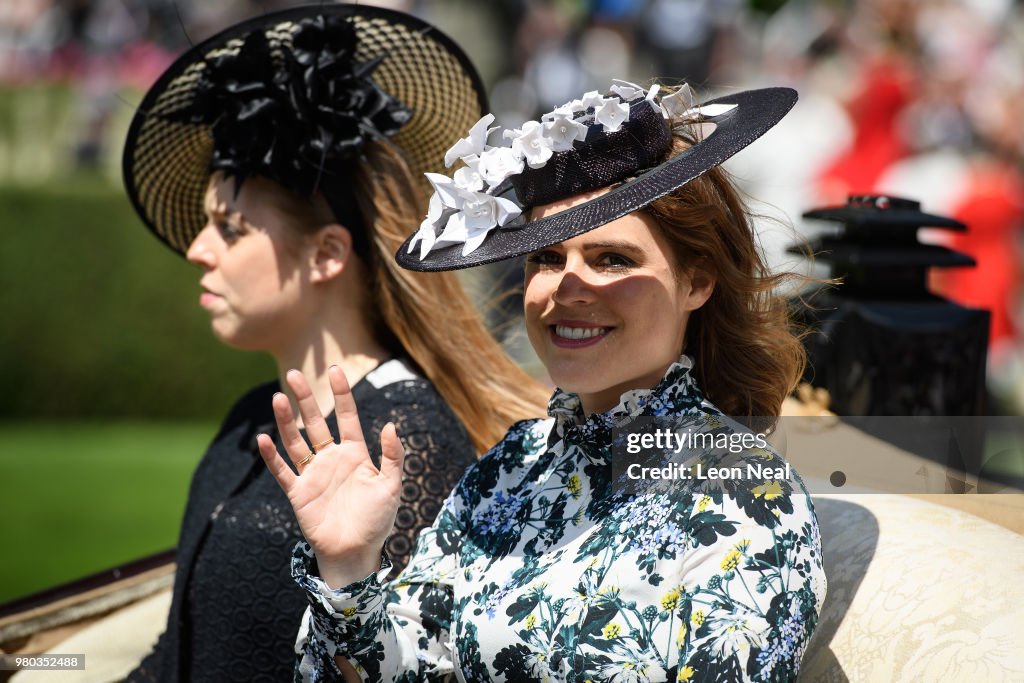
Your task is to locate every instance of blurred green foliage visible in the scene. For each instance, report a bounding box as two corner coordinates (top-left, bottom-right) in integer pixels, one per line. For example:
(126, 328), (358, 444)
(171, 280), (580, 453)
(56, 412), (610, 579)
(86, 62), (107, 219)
(0, 179), (275, 418)
(0, 421), (211, 602)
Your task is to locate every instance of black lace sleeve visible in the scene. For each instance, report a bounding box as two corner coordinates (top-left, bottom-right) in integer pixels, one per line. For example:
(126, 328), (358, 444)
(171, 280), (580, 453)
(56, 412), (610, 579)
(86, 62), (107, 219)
(348, 371), (477, 573)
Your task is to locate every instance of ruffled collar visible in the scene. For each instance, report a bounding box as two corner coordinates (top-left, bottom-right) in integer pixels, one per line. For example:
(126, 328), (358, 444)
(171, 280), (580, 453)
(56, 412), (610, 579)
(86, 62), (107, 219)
(546, 355), (706, 465)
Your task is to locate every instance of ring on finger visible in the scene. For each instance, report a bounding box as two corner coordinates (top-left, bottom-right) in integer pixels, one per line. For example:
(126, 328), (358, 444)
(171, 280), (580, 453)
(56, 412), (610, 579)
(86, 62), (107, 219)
(312, 438), (335, 453)
(296, 451), (316, 469)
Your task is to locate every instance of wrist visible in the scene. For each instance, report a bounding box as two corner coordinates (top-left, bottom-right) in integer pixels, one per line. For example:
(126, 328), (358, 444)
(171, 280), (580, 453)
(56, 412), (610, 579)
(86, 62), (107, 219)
(317, 547), (386, 590)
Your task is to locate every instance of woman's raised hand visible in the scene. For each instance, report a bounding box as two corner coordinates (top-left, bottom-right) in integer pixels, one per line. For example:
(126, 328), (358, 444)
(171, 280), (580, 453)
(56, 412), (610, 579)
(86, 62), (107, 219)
(257, 366), (405, 589)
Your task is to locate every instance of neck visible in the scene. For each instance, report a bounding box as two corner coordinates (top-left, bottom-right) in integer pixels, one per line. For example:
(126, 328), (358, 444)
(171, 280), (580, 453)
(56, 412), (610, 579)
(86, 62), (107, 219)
(271, 311), (391, 427)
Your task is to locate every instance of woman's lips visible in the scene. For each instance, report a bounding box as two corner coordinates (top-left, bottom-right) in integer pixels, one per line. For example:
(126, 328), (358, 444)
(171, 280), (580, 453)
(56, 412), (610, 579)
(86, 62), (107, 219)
(199, 291), (222, 308)
(548, 323), (611, 348)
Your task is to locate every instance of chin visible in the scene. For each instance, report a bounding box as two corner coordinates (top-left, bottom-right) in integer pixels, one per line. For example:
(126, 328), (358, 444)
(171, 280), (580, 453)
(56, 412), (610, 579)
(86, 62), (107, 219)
(209, 321), (262, 351)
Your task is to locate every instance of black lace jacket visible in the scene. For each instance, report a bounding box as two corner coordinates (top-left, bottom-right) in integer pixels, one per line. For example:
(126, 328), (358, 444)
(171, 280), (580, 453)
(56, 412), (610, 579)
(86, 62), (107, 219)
(126, 358), (476, 682)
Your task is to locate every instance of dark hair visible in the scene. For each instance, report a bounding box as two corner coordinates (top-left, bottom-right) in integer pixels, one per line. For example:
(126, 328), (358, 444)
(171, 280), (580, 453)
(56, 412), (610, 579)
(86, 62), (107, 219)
(645, 135), (807, 419)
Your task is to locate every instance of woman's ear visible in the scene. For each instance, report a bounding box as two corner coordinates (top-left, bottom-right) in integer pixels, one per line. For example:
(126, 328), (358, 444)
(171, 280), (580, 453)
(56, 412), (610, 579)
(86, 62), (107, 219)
(681, 266), (715, 312)
(309, 224), (353, 283)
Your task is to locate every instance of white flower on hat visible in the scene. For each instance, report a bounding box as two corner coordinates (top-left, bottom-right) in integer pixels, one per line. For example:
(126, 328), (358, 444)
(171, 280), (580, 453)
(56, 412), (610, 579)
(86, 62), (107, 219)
(453, 156), (484, 192)
(610, 79), (646, 101)
(408, 177), (464, 258)
(424, 172), (462, 208)
(478, 146), (525, 188)
(543, 110), (588, 152)
(508, 120), (553, 169)
(435, 190), (521, 256)
(579, 90), (605, 110)
(594, 97), (630, 132)
(444, 113), (496, 168)
(659, 84), (695, 119)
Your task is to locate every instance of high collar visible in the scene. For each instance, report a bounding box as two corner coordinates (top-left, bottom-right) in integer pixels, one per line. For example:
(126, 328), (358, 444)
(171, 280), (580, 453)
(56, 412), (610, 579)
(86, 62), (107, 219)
(546, 356), (706, 465)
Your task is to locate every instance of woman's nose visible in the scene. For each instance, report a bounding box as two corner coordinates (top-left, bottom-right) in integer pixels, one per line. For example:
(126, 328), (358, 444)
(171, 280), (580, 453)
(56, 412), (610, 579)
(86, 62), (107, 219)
(186, 225), (219, 268)
(551, 259), (597, 306)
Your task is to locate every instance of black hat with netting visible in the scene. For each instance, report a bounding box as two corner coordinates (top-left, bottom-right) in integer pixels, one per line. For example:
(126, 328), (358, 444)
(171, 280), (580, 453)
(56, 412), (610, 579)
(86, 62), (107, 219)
(123, 3), (487, 256)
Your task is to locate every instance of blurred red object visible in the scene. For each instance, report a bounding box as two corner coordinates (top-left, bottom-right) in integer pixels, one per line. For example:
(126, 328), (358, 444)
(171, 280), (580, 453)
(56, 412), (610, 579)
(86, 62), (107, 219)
(932, 161), (1024, 346)
(817, 54), (916, 202)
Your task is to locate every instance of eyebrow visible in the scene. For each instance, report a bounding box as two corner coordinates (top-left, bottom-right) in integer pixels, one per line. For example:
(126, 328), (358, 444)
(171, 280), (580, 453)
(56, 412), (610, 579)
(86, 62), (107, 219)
(203, 198), (239, 220)
(580, 240), (645, 256)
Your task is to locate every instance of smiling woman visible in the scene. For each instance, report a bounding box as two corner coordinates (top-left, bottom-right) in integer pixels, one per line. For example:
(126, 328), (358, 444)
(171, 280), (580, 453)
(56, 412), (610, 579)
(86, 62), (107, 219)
(263, 81), (826, 682)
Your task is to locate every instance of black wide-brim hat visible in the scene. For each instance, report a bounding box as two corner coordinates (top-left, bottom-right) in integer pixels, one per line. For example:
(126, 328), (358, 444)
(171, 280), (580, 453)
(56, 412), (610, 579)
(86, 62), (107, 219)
(123, 4), (487, 256)
(396, 87), (797, 272)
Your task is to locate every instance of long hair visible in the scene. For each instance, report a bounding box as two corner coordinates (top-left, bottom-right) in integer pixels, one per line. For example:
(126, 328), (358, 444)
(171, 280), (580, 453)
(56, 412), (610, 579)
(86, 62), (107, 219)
(343, 141), (548, 452)
(645, 136), (807, 419)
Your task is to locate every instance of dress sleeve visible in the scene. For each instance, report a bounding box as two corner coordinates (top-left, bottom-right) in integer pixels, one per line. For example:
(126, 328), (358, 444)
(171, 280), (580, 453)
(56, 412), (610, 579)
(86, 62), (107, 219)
(672, 487), (825, 682)
(291, 493), (465, 683)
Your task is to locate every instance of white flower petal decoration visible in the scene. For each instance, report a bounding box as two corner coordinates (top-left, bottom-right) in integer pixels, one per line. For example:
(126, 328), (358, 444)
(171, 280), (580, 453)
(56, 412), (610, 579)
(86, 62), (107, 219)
(510, 120), (554, 168)
(610, 79), (646, 101)
(453, 164), (484, 192)
(580, 90), (605, 110)
(444, 113), (496, 167)
(459, 191), (499, 232)
(436, 211), (468, 246)
(424, 172), (464, 209)
(645, 83), (661, 103)
(409, 219), (438, 259)
(543, 111), (588, 152)
(462, 226), (493, 256)
(494, 196), (522, 225)
(594, 97), (630, 132)
(425, 192), (444, 223)
(478, 146), (525, 188)
(659, 85), (695, 119)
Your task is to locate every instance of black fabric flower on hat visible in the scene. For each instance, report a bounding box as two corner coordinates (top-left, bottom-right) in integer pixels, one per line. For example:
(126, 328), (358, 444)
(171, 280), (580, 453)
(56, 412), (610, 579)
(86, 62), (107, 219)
(171, 14), (411, 196)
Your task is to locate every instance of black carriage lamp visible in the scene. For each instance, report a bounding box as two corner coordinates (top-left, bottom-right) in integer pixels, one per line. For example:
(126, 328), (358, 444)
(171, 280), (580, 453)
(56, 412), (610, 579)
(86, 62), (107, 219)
(792, 194), (989, 417)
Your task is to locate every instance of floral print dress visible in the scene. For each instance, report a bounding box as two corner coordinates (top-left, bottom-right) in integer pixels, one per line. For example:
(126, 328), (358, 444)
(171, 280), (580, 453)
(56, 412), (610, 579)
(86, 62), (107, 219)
(291, 357), (826, 682)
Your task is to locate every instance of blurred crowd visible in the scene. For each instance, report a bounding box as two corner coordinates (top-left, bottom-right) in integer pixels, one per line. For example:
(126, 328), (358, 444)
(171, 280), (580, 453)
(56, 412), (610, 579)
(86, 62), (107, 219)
(2, 0), (1023, 406)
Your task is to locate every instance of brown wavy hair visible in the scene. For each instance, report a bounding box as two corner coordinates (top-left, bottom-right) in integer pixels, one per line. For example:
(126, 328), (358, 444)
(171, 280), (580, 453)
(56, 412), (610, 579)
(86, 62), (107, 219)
(272, 141), (548, 453)
(645, 135), (807, 419)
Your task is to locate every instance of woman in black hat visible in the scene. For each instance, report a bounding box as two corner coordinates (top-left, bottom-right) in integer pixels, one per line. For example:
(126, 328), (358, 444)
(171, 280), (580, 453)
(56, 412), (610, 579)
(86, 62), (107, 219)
(121, 6), (546, 682)
(262, 82), (826, 681)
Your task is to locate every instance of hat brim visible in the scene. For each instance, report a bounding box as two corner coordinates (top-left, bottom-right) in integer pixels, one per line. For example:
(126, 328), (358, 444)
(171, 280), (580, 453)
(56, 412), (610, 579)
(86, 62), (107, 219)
(396, 87), (798, 272)
(123, 4), (488, 256)
(802, 206), (967, 230)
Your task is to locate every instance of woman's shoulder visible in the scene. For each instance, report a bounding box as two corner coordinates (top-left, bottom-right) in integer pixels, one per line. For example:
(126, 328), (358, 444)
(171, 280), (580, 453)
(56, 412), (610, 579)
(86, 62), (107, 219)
(464, 417), (552, 475)
(352, 358), (438, 405)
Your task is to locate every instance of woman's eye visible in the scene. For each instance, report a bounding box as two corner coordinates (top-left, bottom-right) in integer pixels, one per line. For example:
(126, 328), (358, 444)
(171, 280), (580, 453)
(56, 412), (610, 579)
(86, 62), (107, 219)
(526, 250), (562, 266)
(597, 253), (634, 268)
(216, 220), (244, 240)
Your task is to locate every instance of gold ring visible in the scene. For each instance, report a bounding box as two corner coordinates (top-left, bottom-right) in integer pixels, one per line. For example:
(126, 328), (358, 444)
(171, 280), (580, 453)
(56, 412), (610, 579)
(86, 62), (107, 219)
(312, 438), (335, 453)
(296, 451), (315, 469)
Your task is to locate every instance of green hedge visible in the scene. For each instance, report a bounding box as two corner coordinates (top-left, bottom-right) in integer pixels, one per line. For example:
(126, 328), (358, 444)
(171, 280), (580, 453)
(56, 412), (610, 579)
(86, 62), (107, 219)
(0, 180), (274, 418)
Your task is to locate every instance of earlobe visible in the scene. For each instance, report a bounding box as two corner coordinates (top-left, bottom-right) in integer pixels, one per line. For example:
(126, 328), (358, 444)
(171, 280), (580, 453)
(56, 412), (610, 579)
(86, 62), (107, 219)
(310, 225), (352, 283)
